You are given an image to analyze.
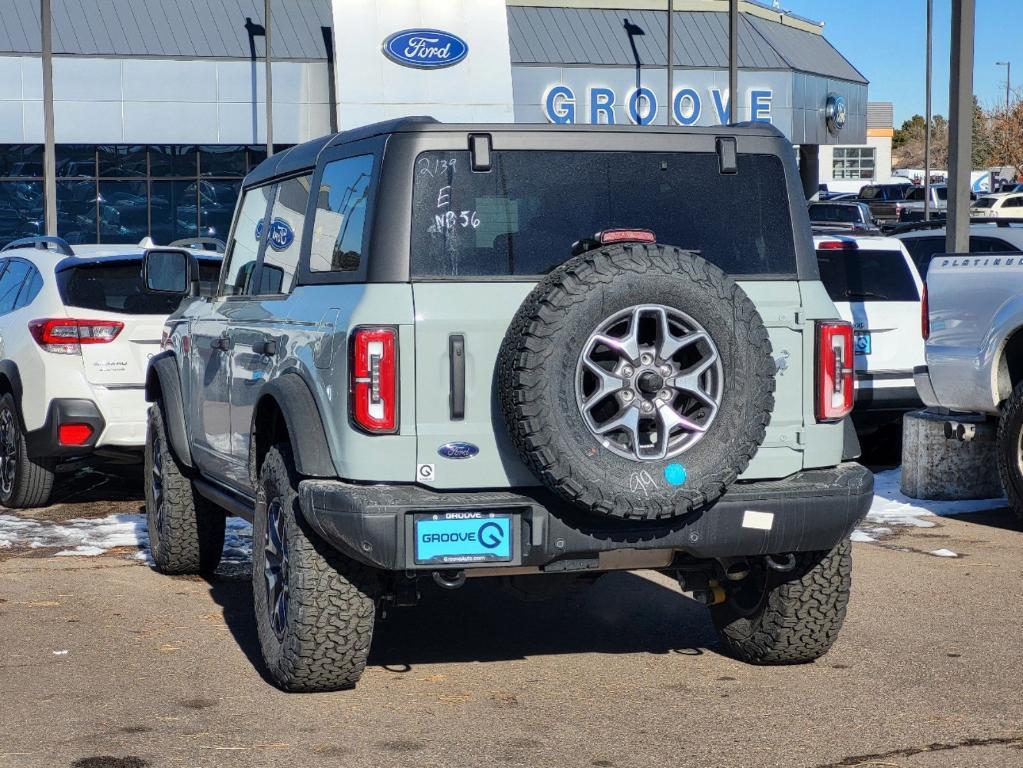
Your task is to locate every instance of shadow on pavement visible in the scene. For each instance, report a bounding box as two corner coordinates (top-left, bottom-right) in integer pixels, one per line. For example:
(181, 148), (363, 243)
(205, 569), (717, 685)
(953, 508), (1023, 533)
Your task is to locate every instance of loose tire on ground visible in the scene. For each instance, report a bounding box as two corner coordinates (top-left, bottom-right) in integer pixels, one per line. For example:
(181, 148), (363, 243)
(252, 444), (380, 692)
(144, 404), (224, 575)
(498, 243), (776, 521)
(0, 392), (55, 509)
(996, 381), (1023, 521)
(710, 540), (852, 665)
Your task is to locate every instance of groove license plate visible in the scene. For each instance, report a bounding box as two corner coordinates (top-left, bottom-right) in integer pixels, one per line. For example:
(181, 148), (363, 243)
(414, 513), (514, 565)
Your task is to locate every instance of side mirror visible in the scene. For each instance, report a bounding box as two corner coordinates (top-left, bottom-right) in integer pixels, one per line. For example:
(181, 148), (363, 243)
(143, 249), (190, 295)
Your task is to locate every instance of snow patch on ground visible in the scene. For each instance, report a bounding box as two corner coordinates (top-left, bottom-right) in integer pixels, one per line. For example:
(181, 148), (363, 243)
(0, 512), (252, 564)
(854, 468), (1007, 553)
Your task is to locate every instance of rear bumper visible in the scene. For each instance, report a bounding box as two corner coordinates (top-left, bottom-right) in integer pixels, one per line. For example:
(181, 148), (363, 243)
(298, 463), (874, 573)
(25, 399), (106, 459)
(852, 374), (922, 430)
(913, 365), (941, 408)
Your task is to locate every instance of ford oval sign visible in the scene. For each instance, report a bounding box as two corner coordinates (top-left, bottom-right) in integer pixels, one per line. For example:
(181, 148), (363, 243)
(437, 442), (479, 460)
(383, 29), (468, 70)
(825, 93), (847, 135)
(266, 218), (294, 252)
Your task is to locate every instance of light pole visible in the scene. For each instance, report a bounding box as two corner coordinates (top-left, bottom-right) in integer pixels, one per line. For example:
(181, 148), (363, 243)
(997, 61), (1011, 179)
(264, 0), (273, 157)
(924, 0), (933, 221)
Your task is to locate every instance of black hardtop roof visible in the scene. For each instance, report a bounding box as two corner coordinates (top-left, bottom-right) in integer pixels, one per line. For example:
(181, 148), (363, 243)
(243, 116), (789, 187)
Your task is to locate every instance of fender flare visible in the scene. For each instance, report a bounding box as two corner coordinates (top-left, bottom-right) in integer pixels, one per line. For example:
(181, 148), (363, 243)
(252, 373), (335, 480)
(145, 351), (193, 469)
(0, 360), (24, 426)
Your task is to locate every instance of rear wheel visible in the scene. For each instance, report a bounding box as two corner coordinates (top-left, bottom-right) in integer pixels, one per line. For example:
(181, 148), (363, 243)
(710, 541), (852, 665)
(0, 393), (54, 509)
(996, 381), (1023, 520)
(144, 404), (224, 575)
(252, 444), (380, 692)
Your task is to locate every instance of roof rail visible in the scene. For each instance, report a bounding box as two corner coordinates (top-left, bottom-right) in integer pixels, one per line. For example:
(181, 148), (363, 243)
(168, 237), (226, 254)
(1, 235), (75, 256)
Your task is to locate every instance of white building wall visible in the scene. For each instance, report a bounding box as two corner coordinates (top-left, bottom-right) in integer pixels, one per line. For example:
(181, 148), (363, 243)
(0, 55), (332, 144)
(332, 0), (515, 129)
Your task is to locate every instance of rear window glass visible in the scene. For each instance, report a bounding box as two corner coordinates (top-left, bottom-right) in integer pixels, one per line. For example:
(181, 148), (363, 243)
(815, 248), (919, 302)
(411, 150), (796, 278)
(808, 204), (860, 224)
(58, 261), (183, 314)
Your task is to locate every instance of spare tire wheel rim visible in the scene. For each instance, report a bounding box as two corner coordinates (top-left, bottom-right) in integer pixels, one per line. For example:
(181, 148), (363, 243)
(575, 304), (723, 461)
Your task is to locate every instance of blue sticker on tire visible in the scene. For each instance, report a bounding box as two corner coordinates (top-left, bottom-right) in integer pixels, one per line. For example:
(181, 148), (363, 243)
(664, 463), (687, 486)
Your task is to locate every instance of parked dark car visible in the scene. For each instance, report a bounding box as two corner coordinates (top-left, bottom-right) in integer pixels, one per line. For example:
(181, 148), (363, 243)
(807, 201), (880, 234)
(857, 183), (915, 229)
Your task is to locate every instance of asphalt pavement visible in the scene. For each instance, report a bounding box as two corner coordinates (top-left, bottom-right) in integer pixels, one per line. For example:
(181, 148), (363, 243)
(1, 464), (1022, 768)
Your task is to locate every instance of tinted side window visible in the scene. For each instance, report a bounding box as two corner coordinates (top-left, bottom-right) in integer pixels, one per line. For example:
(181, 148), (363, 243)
(970, 236), (1021, 253)
(257, 175), (311, 294)
(411, 151), (797, 277)
(900, 236), (945, 278)
(0, 259), (31, 314)
(222, 185), (273, 296)
(14, 266), (42, 310)
(310, 155), (374, 273)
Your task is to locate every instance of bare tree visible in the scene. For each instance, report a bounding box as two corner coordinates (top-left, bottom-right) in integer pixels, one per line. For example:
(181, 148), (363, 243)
(991, 87), (1023, 182)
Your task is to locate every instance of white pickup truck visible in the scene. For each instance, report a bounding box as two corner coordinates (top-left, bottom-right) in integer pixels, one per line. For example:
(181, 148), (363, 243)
(916, 245), (1023, 517)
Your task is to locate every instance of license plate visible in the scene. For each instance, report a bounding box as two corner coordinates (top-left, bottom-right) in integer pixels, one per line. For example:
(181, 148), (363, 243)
(414, 513), (514, 565)
(854, 331), (872, 355)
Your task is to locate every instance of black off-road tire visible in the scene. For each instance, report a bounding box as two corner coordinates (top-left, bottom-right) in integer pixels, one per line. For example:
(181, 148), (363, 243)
(996, 381), (1023, 520)
(252, 444), (380, 692)
(0, 393), (55, 509)
(144, 404), (224, 575)
(498, 243), (775, 521)
(710, 540), (852, 665)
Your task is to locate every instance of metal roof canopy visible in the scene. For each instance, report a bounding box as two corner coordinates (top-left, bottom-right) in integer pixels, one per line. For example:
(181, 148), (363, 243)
(507, 5), (866, 83)
(0, 0), (332, 60)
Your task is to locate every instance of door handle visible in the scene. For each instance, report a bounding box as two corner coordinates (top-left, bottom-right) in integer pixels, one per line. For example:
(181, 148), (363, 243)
(449, 334), (465, 420)
(211, 333), (233, 352)
(251, 337), (278, 356)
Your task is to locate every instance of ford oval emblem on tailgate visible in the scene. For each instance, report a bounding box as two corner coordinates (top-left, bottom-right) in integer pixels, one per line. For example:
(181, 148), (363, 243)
(438, 442), (479, 459)
(382, 29), (468, 69)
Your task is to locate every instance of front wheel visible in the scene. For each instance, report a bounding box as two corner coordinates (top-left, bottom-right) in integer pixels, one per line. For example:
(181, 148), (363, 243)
(252, 444), (380, 692)
(996, 381), (1023, 520)
(710, 541), (852, 665)
(0, 393), (54, 509)
(144, 405), (224, 575)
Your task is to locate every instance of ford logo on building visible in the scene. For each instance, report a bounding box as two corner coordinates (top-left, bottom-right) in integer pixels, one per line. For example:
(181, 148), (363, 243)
(825, 93), (847, 135)
(382, 29), (468, 70)
(437, 442), (479, 460)
(257, 218), (294, 252)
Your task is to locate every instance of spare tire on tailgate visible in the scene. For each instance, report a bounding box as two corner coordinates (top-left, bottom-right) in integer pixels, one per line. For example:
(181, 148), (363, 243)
(497, 243), (776, 521)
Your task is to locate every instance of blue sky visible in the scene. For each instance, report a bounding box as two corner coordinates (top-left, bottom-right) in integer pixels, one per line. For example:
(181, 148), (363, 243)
(777, 0), (1019, 126)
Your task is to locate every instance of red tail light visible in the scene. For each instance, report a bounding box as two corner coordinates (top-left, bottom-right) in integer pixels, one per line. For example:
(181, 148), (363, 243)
(921, 284), (930, 340)
(816, 321), (854, 422)
(350, 327), (398, 434)
(29, 319), (124, 355)
(817, 239), (858, 250)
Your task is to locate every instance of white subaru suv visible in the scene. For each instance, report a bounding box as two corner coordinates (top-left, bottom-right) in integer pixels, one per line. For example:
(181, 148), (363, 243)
(0, 236), (220, 508)
(813, 232), (925, 434)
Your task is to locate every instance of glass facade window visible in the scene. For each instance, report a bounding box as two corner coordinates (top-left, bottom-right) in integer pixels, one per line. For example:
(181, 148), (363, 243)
(832, 147), (875, 181)
(0, 144), (285, 247)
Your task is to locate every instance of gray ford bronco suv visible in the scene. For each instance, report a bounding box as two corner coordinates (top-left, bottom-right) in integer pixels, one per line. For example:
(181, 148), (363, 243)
(142, 117), (873, 691)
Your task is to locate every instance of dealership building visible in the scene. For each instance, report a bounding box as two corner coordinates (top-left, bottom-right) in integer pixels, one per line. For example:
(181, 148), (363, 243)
(0, 0), (870, 246)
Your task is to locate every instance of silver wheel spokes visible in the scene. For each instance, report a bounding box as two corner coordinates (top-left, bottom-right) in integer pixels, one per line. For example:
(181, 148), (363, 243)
(263, 500), (289, 639)
(0, 410), (17, 497)
(576, 304), (723, 461)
